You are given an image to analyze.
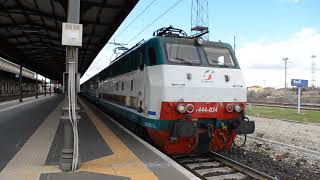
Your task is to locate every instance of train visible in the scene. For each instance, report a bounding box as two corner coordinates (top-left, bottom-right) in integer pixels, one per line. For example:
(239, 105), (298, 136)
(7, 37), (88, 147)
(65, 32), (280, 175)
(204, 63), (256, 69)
(81, 26), (255, 155)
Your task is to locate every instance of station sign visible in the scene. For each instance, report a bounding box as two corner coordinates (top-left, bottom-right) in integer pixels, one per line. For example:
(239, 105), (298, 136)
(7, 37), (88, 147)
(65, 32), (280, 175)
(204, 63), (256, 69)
(291, 79), (308, 87)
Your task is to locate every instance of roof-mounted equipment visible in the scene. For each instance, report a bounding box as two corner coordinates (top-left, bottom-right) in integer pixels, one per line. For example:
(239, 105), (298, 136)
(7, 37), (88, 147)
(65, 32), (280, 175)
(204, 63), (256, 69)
(153, 26), (188, 37)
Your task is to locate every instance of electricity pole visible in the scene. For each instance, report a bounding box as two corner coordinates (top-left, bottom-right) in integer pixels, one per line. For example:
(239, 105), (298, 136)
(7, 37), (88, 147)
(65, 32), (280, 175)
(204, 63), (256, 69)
(311, 55), (317, 88)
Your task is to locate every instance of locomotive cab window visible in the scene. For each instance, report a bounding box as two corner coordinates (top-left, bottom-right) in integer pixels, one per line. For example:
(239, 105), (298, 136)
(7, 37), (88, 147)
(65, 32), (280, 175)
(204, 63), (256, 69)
(166, 43), (200, 65)
(204, 47), (235, 67)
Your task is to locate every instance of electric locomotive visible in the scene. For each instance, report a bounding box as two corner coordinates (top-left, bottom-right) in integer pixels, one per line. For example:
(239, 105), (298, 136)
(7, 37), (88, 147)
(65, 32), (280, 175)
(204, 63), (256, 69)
(81, 26), (255, 155)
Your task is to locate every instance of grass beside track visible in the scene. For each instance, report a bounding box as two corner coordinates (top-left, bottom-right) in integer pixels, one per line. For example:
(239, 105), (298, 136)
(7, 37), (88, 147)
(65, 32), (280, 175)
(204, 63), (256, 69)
(246, 105), (320, 124)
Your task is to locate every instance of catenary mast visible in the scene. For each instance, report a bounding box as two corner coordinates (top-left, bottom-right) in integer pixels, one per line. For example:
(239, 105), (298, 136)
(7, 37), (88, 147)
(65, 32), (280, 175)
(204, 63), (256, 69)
(191, 0), (209, 40)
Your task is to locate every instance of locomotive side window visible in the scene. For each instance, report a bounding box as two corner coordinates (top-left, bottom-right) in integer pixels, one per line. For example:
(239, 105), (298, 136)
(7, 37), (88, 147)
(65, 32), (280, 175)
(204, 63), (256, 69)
(148, 47), (157, 65)
(166, 43), (200, 65)
(139, 50), (145, 70)
(132, 54), (137, 69)
(204, 47), (235, 67)
(139, 51), (144, 66)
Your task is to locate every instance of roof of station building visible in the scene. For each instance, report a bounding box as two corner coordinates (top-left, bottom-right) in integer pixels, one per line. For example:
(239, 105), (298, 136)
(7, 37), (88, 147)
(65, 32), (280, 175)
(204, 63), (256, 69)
(0, 0), (139, 81)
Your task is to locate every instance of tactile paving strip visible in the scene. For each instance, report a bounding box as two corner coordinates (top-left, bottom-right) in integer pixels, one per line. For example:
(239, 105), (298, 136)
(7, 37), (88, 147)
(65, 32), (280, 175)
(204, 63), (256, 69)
(78, 98), (158, 180)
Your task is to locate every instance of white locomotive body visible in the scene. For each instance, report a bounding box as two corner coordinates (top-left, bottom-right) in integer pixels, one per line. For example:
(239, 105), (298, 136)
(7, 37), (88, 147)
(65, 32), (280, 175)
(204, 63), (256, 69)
(82, 27), (254, 154)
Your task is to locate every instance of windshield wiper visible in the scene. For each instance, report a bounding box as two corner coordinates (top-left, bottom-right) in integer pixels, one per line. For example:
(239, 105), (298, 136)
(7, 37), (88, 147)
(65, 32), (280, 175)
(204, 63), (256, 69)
(209, 60), (230, 67)
(172, 57), (193, 65)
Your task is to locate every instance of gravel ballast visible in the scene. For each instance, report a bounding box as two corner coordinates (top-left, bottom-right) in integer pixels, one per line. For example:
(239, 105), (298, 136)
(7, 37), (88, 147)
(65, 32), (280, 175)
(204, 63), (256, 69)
(222, 116), (320, 180)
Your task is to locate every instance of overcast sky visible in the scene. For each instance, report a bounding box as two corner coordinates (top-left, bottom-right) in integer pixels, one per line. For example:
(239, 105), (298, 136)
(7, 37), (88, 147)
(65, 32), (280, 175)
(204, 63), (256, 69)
(80, 0), (320, 88)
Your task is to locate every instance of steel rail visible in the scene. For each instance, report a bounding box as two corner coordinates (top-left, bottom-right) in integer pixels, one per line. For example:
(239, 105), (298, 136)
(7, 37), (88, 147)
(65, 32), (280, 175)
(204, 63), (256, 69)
(173, 152), (275, 180)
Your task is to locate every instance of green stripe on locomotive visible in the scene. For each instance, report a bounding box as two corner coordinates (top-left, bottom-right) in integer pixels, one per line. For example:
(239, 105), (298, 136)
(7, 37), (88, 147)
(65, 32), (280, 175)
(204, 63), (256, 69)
(97, 36), (239, 81)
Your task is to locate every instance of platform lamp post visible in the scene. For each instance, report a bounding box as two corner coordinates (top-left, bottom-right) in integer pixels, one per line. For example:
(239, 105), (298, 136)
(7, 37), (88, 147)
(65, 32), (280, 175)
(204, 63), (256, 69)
(19, 64), (22, 102)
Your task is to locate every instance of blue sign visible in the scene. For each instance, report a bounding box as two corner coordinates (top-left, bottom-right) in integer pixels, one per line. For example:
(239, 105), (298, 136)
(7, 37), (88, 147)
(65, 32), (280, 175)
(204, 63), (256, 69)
(291, 79), (308, 87)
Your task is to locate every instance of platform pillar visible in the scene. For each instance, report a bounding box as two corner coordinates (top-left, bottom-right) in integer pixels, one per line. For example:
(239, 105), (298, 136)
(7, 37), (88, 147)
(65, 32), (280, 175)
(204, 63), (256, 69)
(49, 79), (51, 95)
(59, 117), (74, 170)
(19, 64), (22, 102)
(59, 0), (81, 172)
(44, 77), (47, 96)
(35, 74), (38, 98)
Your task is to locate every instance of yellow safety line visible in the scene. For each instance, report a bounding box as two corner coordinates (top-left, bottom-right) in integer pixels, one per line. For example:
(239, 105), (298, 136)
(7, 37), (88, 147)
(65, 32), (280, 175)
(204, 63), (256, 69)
(79, 98), (158, 180)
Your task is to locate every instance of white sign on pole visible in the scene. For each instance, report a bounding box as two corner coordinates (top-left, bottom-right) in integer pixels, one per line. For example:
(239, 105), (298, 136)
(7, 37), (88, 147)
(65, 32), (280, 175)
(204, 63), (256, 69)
(62, 23), (83, 47)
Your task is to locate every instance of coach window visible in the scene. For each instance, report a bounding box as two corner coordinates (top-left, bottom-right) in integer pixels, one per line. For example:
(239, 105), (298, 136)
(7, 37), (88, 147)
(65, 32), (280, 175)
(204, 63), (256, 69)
(148, 47), (157, 65)
(122, 82), (124, 91)
(131, 80), (133, 91)
(116, 82), (118, 91)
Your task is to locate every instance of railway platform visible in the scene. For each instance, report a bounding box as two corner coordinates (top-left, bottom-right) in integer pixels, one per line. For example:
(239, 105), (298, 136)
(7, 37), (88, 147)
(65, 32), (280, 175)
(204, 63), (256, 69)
(0, 94), (53, 112)
(0, 95), (197, 180)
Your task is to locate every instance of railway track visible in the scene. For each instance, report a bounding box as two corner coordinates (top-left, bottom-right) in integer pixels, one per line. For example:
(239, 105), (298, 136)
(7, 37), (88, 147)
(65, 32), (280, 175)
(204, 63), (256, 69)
(249, 102), (320, 111)
(173, 152), (275, 180)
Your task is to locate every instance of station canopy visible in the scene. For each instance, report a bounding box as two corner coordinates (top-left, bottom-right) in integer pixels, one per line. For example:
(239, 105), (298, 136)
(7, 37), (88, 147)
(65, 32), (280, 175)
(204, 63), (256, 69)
(0, 0), (138, 81)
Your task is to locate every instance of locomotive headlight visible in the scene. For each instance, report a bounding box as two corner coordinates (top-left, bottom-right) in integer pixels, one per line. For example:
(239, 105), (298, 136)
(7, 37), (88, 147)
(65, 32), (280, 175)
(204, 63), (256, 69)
(225, 104), (234, 112)
(234, 104), (242, 112)
(186, 104), (194, 113)
(195, 37), (204, 45)
(176, 104), (187, 113)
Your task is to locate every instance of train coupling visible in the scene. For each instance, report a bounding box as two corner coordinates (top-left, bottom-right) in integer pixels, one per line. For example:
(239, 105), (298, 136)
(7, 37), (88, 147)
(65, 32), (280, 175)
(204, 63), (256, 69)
(169, 120), (196, 143)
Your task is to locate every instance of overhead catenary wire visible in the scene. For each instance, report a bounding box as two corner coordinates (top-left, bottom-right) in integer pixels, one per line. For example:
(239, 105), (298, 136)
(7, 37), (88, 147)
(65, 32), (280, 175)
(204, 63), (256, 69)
(126, 0), (185, 44)
(84, 0), (158, 81)
(82, 0), (184, 83)
(114, 0), (158, 39)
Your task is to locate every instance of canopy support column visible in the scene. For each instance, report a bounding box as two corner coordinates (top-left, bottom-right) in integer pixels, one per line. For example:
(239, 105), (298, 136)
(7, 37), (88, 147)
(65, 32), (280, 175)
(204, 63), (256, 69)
(44, 77), (47, 96)
(35, 74), (38, 98)
(19, 64), (22, 102)
(60, 0), (81, 172)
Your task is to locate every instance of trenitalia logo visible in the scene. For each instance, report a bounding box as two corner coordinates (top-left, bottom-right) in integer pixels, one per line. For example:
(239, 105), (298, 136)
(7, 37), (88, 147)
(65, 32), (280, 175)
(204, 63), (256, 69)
(202, 70), (214, 82)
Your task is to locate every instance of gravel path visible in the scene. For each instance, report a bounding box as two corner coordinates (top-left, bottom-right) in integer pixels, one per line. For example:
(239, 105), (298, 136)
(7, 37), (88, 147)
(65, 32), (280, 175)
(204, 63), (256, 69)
(249, 116), (320, 151)
(223, 116), (320, 180)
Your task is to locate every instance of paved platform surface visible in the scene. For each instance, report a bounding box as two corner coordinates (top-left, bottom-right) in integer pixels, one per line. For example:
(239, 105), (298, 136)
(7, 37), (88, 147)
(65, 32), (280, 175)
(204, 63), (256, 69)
(0, 95), (197, 180)
(0, 94), (55, 112)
